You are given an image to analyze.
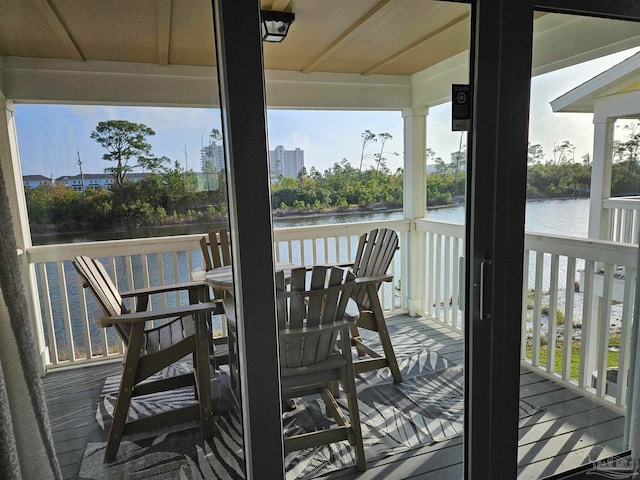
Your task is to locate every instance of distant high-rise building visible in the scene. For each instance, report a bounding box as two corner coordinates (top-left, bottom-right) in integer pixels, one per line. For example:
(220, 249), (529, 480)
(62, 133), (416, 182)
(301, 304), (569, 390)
(200, 129), (225, 173)
(269, 145), (304, 179)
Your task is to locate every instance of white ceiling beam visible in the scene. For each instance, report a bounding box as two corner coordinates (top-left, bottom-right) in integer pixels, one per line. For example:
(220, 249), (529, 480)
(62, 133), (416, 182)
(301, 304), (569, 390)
(0, 57), (411, 109)
(156, 0), (172, 66)
(364, 13), (469, 75)
(32, 0), (84, 61)
(302, 0), (394, 73)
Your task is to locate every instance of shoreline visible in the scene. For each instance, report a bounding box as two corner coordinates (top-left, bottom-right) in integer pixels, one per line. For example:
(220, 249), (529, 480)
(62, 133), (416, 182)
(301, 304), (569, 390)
(30, 196), (589, 240)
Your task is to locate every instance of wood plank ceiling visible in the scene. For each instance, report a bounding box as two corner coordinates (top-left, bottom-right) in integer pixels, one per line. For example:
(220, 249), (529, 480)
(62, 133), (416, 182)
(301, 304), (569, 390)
(0, 0), (470, 75)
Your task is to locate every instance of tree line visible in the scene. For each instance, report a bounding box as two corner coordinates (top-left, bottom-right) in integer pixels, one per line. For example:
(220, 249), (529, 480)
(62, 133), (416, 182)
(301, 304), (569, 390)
(24, 121), (640, 234)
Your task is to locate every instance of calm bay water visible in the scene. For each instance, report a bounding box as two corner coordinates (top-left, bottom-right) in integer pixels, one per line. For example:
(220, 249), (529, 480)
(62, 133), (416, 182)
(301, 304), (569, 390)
(424, 197), (590, 238)
(277, 197), (590, 238)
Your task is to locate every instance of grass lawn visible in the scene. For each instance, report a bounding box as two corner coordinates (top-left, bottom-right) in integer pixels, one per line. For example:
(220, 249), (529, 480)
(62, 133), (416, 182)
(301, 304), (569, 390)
(525, 337), (620, 380)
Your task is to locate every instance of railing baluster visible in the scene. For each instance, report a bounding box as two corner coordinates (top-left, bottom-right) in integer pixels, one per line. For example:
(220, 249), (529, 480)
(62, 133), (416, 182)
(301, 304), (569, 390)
(172, 252), (180, 305)
(427, 233), (435, 317)
(57, 261), (75, 362)
(579, 260), (595, 389)
(562, 256), (576, 381)
(595, 264), (614, 397)
(624, 210), (633, 243)
(311, 237), (318, 264)
(323, 237), (329, 264)
(39, 263), (58, 365)
(397, 231), (405, 312)
(125, 255), (134, 290)
(157, 253), (167, 310)
(606, 208), (614, 242)
(452, 237), (460, 329)
(546, 254), (559, 374)
(521, 251), (530, 361)
(443, 235), (451, 326)
(532, 251), (544, 367)
(434, 234), (442, 320)
(108, 257), (118, 289)
(76, 268), (93, 360)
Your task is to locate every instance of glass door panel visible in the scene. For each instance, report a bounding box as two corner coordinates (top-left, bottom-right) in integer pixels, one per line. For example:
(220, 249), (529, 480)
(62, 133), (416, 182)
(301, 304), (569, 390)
(519, 12), (640, 478)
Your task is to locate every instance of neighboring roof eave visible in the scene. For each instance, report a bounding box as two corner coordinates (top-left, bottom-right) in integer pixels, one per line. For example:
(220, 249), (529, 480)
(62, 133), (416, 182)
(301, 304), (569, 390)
(551, 51), (640, 114)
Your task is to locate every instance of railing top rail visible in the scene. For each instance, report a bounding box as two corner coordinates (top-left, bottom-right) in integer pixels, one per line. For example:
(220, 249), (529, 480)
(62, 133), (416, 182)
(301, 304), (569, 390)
(26, 234), (204, 264)
(416, 218), (464, 237)
(525, 232), (638, 267)
(273, 219), (410, 241)
(25, 219), (412, 264)
(603, 196), (640, 209)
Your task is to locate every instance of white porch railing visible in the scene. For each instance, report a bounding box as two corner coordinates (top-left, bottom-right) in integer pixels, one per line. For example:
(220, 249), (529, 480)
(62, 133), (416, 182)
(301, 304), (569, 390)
(416, 218), (637, 410)
(25, 220), (409, 370)
(25, 214), (637, 409)
(416, 219), (465, 330)
(603, 195), (640, 243)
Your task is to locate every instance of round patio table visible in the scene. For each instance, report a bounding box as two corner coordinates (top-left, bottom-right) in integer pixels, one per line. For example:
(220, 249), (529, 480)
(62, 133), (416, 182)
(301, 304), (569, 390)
(205, 262), (298, 292)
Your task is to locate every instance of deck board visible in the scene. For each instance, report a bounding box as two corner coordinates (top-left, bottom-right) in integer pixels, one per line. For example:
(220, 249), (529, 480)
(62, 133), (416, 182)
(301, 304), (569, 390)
(43, 315), (625, 480)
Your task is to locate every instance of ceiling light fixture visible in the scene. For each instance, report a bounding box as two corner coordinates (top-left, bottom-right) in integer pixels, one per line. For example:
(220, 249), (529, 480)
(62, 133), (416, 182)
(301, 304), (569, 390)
(260, 10), (295, 43)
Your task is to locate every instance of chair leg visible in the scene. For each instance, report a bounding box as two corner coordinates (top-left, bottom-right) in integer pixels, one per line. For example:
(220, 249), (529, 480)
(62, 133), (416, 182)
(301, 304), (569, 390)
(340, 330), (366, 472)
(368, 284), (402, 383)
(194, 312), (214, 440)
(104, 324), (144, 463)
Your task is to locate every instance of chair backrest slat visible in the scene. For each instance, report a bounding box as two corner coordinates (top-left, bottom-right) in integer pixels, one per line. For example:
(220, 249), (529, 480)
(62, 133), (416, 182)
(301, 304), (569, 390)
(72, 255), (131, 342)
(278, 266), (354, 369)
(204, 228), (231, 269)
(351, 228), (399, 309)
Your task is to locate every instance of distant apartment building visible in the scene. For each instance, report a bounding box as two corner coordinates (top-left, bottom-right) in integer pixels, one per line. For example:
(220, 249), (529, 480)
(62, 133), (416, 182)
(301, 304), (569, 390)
(269, 145), (305, 179)
(23, 175), (53, 190)
(23, 173), (147, 191)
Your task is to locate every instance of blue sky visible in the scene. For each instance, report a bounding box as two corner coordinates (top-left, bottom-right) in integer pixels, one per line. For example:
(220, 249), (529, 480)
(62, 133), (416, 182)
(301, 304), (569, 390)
(15, 46), (640, 179)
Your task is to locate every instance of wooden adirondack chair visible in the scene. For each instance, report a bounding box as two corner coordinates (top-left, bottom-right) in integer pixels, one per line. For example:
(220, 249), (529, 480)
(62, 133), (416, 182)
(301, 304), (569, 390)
(222, 265), (366, 472)
(279, 265), (366, 470)
(347, 228), (403, 383)
(72, 255), (226, 463)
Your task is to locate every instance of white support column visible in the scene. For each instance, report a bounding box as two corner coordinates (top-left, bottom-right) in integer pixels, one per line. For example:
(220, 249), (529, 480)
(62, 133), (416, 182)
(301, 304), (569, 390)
(588, 118), (615, 241)
(403, 106), (428, 316)
(0, 100), (47, 373)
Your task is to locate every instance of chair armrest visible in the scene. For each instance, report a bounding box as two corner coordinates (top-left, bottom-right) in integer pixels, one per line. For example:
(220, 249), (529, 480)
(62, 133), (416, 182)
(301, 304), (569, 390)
(354, 273), (393, 285)
(96, 301), (220, 327)
(120, 281), (208, 298)
(335, 262), (353, 268)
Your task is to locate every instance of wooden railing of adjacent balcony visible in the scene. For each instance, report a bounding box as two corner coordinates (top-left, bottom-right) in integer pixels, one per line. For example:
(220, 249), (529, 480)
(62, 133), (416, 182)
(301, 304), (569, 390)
(24, 220), (409, 370)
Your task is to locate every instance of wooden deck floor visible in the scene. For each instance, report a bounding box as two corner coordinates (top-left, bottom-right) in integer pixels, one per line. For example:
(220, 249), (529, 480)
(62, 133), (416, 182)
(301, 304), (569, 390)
(43, 315), (625, 480)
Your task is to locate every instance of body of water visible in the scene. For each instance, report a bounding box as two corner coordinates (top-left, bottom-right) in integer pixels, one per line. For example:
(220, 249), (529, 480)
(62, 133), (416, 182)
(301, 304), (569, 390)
(275, 197), (591, 238)
(423, 197), (590, 238)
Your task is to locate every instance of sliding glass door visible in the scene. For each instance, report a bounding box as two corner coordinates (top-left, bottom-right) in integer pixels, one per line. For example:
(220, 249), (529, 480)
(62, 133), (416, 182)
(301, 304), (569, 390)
(466, 1), (640, 478)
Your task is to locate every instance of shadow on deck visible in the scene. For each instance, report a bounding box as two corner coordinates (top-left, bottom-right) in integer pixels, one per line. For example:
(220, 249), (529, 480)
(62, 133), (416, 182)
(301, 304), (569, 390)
(43, 315), (624, 479)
